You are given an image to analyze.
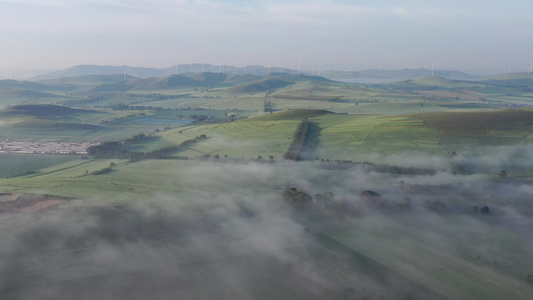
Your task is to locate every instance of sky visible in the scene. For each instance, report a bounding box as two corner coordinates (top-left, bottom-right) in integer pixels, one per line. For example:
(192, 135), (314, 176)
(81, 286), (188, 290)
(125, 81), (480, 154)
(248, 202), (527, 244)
(1, 0), (533, 77)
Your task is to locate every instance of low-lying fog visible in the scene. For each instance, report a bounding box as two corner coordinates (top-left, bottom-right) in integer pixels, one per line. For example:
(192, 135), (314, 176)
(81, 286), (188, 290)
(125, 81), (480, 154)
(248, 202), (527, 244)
(1, 145), (533, 299)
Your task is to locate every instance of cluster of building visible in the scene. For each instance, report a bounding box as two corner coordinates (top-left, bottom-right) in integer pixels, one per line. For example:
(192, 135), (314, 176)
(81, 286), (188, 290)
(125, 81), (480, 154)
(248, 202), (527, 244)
(0, 141), (99, 155)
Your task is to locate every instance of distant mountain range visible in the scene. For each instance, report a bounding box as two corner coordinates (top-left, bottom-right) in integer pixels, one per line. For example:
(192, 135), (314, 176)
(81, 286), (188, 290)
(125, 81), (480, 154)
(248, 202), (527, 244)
(30, 64), (485, 84)
(30, 64), (291, 81)
(322, 69), (483, 83)
(3, 72), (331, 95)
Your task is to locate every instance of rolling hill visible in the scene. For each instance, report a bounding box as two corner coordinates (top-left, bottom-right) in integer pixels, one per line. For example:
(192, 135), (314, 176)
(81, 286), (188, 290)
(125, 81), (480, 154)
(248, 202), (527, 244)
(390, 77), (488, 89)
(227, 74), (334, 94)
(324, 69), (481, 83)
(0, 80), (62, 91)
(412, 109), (533, 135)
(244, 109), (334, 121)
(0, 104), (101, 117)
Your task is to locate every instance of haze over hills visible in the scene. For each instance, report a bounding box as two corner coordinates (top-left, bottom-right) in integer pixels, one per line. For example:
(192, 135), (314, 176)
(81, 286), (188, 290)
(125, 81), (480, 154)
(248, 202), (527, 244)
(30, 64), (287, 81)
(323, 69), (482, 84)
(30, 72), (337, 94)
(3, 1), (533, 298)
(2, 62), (533, 299)
(30, 64), (489, 84)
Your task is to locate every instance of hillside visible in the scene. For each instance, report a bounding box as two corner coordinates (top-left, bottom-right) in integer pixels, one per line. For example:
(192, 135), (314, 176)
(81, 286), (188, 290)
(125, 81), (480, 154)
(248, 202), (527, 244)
(30, 64), (276, 81)
(36, 74), (130, 86)
(390, 77), (488, 89)
(412, 109), (533, 135)
(7, 119), (104, 131)
(0, 90), (68, 99)
(245, 109), (333, 121)
(0, 80), (60, 91)
(324, 69), (481, 83)
(0, 104), (100, 117)
(227, 78), (293, 93)
(227, 74), (334, 94)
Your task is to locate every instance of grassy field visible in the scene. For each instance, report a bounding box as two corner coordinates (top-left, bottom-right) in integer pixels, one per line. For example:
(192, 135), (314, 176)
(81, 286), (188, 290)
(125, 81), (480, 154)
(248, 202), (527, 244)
(0, 154), (79, 178)
(0, 159), (278, 202)
(158, 119), (300, 158)
(312, 114), (443, 160)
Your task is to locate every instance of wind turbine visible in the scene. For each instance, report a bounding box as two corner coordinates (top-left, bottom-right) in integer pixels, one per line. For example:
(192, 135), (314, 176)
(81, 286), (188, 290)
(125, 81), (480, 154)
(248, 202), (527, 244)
(298, 60), (300, 75)
(431, 63), (435, 77)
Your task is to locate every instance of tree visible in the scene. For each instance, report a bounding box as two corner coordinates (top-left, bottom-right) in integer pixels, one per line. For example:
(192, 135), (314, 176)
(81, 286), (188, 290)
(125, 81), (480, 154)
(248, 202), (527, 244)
(499, 170), (508, 179)
(360, 190), (381, 199)
(282, 187), (313, 210)
(109, 162), (116, 168)
(263, 100), (273, 113)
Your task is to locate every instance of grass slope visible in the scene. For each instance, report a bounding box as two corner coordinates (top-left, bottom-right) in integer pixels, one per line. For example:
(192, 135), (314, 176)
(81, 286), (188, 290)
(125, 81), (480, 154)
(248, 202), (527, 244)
(245, 109), (333, 121)
(0, 80), (54, 91)
(227, 78), (294, 93)
(0, 154), (79, 178)
(36, 74), (128, 86)
(227, 74), (334, 94)
(0, 90), (67, 99)
(0, 104), (100, 117)
(395, 77), (487, 89)
(7, 119), (104, 131)
(413, 109), (533, 135)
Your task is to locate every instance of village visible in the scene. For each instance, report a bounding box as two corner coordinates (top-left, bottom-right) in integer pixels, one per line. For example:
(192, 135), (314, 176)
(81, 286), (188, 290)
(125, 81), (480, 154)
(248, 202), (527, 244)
(0, 141), (99, 155)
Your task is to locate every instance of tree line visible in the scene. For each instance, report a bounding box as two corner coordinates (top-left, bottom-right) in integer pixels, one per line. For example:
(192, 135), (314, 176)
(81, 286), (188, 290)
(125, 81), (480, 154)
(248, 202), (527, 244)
(86, 134), (207, 162)
(283, 118), (309, 160)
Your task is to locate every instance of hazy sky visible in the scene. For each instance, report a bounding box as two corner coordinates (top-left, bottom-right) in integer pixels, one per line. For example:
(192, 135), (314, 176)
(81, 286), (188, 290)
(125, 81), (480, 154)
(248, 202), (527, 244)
(1, 0), (533, 76)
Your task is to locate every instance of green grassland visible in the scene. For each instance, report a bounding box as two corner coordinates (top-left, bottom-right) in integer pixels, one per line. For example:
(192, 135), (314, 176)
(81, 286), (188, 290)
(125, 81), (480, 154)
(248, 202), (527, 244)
(147, 107), (533, 161)
(0, 159), (276, 202)
(1, 72), (533, 158)
(1, 71), (533, 182)
(0, 154), (78, 178)
(312, 114), (443, 160)
(158, 119), (300, 158)
(1, 71), (533, 298)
